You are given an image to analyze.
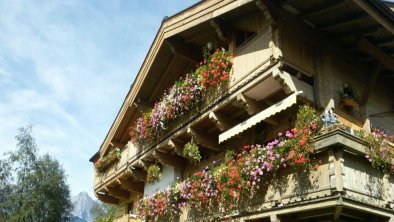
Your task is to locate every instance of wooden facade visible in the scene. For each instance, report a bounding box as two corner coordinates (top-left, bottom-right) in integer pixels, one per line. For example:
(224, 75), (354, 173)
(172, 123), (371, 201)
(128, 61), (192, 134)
(90, 0), (394, 221)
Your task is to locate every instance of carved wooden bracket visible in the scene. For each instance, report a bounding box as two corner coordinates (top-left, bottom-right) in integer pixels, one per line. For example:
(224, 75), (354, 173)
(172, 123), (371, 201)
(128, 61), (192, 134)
(209, 111), (235, 131)
(255, 0), (273, 22)
(154, 150), (186, 169)
(165, 38), (201, 63)
(187, 127), (220, 152)
(236, 94), (264, 115)
(210, 19), (231, 43)
(117, 178), (144, 193)
(168, 139), (184, 156)
(96, 192), (119, 205)
(110, 141), (125, 149)
(106, 186), (130, 200)
(236, 94), (278, 125)
(128, 167), (147, 181)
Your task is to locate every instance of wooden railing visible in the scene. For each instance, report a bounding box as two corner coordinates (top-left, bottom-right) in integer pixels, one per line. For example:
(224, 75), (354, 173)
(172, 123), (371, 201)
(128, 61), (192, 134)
(186, 129), (394, 221)
(231, 28), (272, 87)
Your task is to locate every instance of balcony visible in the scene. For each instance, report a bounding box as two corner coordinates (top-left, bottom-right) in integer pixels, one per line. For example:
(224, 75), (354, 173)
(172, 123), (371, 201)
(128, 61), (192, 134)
(183, 129), (394, 221)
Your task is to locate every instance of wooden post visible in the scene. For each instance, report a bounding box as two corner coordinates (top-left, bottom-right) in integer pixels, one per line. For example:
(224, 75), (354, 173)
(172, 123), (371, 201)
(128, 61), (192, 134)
(329, 148), (345, 194)
(270, 214), (281, 222)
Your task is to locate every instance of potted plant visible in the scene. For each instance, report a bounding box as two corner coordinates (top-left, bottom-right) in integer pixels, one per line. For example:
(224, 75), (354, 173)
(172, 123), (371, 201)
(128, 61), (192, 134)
(147, 164), (162, 184)
(183, 142), (201, 164)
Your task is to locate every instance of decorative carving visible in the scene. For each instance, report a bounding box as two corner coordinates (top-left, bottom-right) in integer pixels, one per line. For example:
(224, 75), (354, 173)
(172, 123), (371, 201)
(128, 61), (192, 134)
(320, 108), (338, 128)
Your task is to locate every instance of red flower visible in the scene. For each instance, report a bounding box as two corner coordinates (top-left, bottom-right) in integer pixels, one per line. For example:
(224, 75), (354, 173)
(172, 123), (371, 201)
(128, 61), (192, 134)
(310, 124), (317, 130)
(298, 135), (307, 147)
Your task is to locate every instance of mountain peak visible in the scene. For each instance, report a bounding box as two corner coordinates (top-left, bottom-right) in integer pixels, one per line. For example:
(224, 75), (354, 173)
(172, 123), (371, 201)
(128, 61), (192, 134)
(72, 192), (95, 222)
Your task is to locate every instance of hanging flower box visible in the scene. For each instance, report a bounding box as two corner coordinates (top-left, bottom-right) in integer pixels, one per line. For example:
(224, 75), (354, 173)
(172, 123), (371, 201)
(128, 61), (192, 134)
(129, 49), (233, 148)
(95, 148), (122, 173)
(360, 128), (394, 175)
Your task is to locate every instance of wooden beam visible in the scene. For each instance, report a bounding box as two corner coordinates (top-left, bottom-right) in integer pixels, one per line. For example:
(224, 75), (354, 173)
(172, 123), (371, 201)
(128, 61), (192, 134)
(168, 139), (184, 156)
(335, 25), (380, 38)
(128, 167), (147, 181)
(318, 14), (368, 31)
(210, 19), (231, 43)
(149, 55), (178, 101)
(358, 37), (394, 72)
(166, 38), (201, 63)
(270, 214), (281, 222)
(110, 141), (125, 149)
(187, 127), (220, 152)
(235, 94), (278, 125)
(236, 94), (263, 115)
(373, 36), (394, 46)
(96, 192), (119, 205)
(154, 150), (186, 169)
(208, 111), (235, 131)
(117, 178), (144, 193)
(299, 0), (344, 17)
(352, 0), (394, 35)
(359, 63), (382, 106)
(106, 186), (130, 200)
(255, 0), (273, 21)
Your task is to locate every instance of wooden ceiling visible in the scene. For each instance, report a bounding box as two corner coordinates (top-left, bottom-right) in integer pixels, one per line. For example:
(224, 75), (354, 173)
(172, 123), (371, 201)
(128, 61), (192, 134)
(276, 0), (394, 90)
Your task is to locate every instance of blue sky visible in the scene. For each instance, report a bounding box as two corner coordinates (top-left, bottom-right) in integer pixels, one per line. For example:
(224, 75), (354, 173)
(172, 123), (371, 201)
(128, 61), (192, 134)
(0, 0), (198, 198)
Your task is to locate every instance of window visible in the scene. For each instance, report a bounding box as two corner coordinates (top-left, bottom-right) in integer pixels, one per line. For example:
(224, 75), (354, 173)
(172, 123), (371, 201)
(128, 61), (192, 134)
(127, 202), (134, 215)
(235, 31), (256, 48)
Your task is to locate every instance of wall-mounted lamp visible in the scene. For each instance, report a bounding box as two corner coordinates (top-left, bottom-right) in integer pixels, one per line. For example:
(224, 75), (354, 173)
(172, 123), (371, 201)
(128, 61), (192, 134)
(207, 41), (213, 50)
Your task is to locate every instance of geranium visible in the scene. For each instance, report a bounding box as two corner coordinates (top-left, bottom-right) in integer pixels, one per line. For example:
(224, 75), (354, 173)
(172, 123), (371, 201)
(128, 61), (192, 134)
(137, 106), (321, 221)
(130, 50), (232, 147)
(200, 48), (232, 91)
(360, 128), (394, 174)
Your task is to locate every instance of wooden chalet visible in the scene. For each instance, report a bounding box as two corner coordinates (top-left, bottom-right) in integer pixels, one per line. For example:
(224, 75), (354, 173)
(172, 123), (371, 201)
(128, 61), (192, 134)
(90, 0), (394, 221)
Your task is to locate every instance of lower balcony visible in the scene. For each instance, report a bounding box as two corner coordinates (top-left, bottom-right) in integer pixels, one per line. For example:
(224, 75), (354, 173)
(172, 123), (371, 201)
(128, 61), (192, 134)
(92, 123), (394, 222)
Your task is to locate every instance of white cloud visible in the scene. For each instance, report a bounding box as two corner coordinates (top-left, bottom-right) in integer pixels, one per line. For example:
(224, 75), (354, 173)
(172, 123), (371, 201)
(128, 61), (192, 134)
(0, 0), (199, 198)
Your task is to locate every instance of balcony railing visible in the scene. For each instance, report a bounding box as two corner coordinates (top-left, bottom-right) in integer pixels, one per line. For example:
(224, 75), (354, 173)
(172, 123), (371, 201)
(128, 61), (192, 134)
(186, 129), (394, 221)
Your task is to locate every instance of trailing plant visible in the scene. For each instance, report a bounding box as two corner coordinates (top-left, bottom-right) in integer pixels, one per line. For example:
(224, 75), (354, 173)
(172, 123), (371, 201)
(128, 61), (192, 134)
(95, 148), (121, 173)
(129, 49), (232, 147)
(147, 164), (162, 184)
(183, 142), (201, 164)
(137, 105), (320, 221)
(360, 128), (394, 175)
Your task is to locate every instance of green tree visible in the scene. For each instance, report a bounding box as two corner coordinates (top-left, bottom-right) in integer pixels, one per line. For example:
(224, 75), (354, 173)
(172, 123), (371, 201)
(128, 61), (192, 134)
(0, 124), (73, 222)
(90, 202), (116, 222)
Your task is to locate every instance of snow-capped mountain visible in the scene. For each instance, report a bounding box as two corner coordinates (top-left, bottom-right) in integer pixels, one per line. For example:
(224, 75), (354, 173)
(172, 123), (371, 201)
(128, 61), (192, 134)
(72, 192), (95, 222)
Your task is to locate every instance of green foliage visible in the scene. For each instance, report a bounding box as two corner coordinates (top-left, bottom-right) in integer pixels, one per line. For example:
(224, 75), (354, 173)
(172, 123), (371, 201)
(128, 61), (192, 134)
(147, 164), (162, 184)
(360, 128), (394, 174)
(90, 202), (116, 222)
(295, 105), (319, 130)
(183, 142), (201, 164)
(0, 124), (73, 222)
(95, 148), (121, 173)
